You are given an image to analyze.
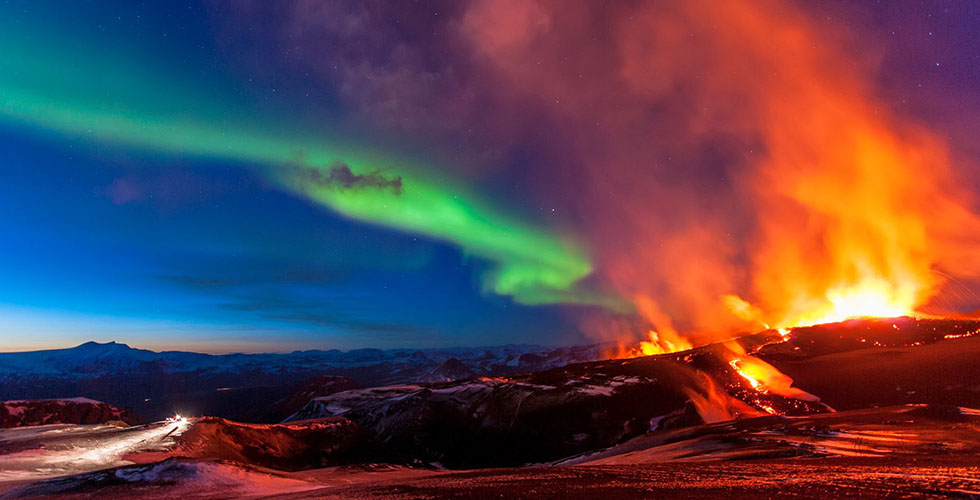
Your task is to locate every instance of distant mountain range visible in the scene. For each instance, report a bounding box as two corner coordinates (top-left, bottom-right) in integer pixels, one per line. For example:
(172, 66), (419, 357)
(0, 341), (604, 422)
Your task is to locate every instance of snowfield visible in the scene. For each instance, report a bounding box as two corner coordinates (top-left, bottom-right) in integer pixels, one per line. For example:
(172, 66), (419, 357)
(0, 419), (189, 480)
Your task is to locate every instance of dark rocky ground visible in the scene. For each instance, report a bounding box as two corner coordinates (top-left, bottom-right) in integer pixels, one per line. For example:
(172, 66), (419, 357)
(286, 459), (980, 500)
(3, 457), (977, 500)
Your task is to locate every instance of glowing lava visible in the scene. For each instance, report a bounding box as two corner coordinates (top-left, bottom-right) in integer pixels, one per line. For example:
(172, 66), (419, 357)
(724, 342), (820, 403)
(729, 359), (763, 391)
(637, 330), (690, 356)
(683, 372), (766, 423)
(777, 279), (918, 329)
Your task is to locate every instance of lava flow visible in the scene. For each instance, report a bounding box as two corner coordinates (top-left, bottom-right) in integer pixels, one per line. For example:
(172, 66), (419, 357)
(723, 341), (819, 402)
(600, 0), (980, 420)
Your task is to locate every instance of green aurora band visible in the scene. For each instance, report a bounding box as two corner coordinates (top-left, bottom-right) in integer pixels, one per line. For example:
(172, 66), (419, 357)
(0, 26), (624, 309)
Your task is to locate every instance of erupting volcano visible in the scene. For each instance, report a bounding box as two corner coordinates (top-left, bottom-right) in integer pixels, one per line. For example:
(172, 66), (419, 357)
(2, 0), (980, 498)
(598, 0), (980, 359)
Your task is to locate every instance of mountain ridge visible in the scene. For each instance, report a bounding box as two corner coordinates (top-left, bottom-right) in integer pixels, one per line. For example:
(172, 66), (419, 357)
(0, 341), (607, 422)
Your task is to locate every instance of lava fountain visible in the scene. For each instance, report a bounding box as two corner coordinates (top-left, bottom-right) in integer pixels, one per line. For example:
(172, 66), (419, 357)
(603, 0), (980, 355)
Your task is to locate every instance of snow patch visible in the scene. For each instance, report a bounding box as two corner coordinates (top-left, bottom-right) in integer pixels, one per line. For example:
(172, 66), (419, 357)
(3, 460), (317, 498)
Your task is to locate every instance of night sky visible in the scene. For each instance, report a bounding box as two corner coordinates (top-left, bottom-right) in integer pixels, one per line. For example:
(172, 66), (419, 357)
(1, 1), (979, 352)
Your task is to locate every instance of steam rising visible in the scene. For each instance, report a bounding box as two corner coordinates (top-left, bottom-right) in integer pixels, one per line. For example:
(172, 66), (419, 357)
(459, 0), (980, 346)
(2, 1), (979, 350)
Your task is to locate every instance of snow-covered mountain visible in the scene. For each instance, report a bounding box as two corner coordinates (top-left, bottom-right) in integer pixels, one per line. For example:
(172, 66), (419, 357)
(0, 341), (604, 422)
(0, 341), (601, 380)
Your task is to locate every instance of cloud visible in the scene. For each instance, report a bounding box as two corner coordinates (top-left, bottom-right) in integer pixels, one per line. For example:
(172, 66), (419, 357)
(104, 178), (145, 205)
(299, 163), (403, 194)
(233, 0), (980, 344)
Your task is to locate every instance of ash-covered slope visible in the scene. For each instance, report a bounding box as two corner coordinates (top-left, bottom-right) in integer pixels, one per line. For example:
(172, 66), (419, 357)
(0, 342), (602, 422)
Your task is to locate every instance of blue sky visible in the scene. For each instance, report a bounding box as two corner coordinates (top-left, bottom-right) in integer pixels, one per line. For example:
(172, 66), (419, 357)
(1, 0), (979, 352)
(0, 1), (587, 351)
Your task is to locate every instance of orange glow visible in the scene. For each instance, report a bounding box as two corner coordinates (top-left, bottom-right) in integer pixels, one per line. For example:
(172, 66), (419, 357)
(612, 0), (980, 345)
(716, 1), (980, 332)
(624, 295), (693, 356)
(793, 281), (917, 327)
(466, 0), (980, 353)
(729, 359), (762, 391)
(727, 277), (919, 330)
(636, 330), (679, 356)
(724, 343), (819, 402)
(463, 0), (977, 425)
(944, 330), (979, 340)
(684, 371), (766, 423)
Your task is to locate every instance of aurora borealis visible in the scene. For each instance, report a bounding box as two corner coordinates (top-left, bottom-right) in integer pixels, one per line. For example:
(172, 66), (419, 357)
(0, 11), (611, 310)
(0, 2), (617, 351)
(2, 1), (980, 352)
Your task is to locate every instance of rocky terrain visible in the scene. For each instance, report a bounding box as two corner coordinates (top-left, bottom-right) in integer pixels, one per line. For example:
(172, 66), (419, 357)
(275, 318), (980, 468)
(2, 317), (980, 498)
(284, 344), (831, 467)
(0, 398), (141, 428)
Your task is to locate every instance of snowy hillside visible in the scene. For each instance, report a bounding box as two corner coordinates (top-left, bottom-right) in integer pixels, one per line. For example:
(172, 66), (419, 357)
(0, 341), (604, 422)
